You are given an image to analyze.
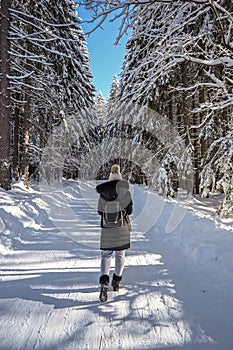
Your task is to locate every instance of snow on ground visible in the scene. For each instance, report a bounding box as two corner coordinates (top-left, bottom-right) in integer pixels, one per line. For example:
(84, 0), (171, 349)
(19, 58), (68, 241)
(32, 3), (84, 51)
(0, 179), (233, 350)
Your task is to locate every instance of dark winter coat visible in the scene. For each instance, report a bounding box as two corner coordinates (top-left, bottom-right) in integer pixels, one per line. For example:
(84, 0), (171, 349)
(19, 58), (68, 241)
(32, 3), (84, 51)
(96, 180), (133, 251)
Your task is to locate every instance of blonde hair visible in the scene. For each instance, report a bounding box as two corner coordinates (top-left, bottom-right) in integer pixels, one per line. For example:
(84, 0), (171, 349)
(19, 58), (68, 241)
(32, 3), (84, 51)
(111, 164), (120, 174)
(109, 164), (122, 181)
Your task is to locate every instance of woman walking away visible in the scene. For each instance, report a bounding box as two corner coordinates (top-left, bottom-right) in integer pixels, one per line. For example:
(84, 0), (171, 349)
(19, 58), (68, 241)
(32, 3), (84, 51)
(96, 164), (133, 302)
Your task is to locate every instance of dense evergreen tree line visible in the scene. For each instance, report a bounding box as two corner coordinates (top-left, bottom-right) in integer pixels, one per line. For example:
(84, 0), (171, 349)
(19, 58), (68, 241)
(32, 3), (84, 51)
(1, 0), (232, 218)
(0, 0), (95, 189)
(89, 0), (233, 218)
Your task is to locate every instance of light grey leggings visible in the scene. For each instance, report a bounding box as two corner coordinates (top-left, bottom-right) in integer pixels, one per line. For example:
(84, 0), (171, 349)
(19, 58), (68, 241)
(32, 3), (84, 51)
(100, 250), (126, 277)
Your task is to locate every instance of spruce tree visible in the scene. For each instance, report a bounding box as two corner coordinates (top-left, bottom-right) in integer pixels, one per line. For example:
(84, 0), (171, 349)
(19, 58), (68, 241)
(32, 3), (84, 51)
(95, 91), (106, 127)
(106, 74), (119, 124)
(0, 0), (11, 189)
(114, 1), (233, 215)
(2, 0), (95, 186)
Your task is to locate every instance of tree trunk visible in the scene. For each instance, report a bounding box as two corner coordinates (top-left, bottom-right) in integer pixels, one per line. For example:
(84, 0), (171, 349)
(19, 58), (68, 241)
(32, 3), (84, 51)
(12, 93), (20, 181)
(22, 91), (30, 188)
(21, 12), (33, 188)
(191, 92), (200, 195)
(181, 62), (194, 194)
(0, 0), (11, 190)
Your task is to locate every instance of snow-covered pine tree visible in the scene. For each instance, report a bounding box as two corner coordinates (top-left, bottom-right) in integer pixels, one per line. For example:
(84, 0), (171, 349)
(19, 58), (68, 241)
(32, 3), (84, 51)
(116, 3), (194, 192)
(36, 0), (95, 183)
(200, 131), (233, 218)
(7, 0), (95, 185)
(95, 75), (121, 179)
(95, 91), (106, 127)
(106, 74), (119, 124)
(113, 1), (233, 215)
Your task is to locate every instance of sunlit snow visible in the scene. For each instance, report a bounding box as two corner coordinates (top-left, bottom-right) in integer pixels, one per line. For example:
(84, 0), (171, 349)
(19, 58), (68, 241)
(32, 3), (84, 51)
(0, 180), (232, 350)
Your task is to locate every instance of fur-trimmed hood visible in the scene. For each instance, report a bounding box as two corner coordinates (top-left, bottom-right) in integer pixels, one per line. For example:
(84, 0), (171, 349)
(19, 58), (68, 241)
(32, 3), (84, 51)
(96, 180), (129, 202)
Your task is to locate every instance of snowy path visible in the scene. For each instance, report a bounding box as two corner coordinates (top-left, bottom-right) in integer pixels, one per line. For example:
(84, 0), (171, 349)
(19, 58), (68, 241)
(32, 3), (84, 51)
(0, 180), (233, 350)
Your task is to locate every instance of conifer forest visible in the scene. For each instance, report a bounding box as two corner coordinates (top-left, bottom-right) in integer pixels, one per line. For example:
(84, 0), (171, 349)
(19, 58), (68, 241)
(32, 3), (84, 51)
(0, 0), (233, 219)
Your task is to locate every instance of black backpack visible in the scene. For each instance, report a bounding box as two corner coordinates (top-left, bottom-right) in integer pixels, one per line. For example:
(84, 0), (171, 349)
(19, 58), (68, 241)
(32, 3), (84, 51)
(102, 201), (124, 228)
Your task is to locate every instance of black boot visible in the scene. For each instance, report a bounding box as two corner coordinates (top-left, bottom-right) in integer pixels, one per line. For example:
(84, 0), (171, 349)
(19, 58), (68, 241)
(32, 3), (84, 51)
(111, 273), (122, 291)
(99, 275), (109, 302)
(99, 274), (109, 286)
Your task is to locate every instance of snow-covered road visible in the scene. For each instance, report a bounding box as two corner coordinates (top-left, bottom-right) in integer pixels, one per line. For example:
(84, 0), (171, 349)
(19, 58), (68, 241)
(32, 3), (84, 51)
(0, 180), (232, 350)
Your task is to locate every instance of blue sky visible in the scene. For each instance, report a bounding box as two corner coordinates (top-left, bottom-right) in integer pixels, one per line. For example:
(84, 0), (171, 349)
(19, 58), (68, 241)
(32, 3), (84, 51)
(77, 7), (129, 99)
